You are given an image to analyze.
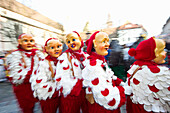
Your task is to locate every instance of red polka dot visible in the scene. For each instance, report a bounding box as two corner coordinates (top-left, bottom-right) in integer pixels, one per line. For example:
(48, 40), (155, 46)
(148, 85), (159, 92)
(34, 70), (37, 75)
(127, 73), (131, 78)
(60, 60), (64, 63)
(36, 79), (42, 83)
(18, 69), (22, 73)
(48, 87), (52, 92)
(43, 85), (48, 88)
(63, 65), (69, 70)
(90, 60), (96, 66)
(56, 78), (61, 82)
(74, 62), (78, 67)
(101, 88), (109, 96)
(88, 87), (91, 92)
(19, 63), (22, 66)
(18, 76), (22, 80)
(91, 78), (99, 85)
(108, 98), (116, 106)
(133, 78), (140, 85)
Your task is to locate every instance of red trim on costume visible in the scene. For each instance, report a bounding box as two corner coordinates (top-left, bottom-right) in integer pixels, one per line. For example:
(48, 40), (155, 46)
(117, 86), (126, 107)
(70, 79), (83, 96)
(114, 78), (123, 86)
(112, 79), (115, 86)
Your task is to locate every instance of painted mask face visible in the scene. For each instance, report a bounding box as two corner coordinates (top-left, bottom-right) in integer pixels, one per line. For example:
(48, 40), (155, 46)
(153, 39), (167, 64)
(45, 40), (62, 58)
(93, 32), (110, 56)
(66, 33), (81, 51)
(18, 34), (35, 51)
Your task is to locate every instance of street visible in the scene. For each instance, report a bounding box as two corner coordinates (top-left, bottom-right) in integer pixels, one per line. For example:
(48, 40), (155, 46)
(0, 81), (126, 113)
(0, 81), (42, 113)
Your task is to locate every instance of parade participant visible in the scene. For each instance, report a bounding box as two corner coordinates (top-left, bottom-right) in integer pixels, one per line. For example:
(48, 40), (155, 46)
(6, 33), (45, 113)
(30, 38), (62, 113)
(82, 31), (126, 113)
(54, 31), (88, 113)
(126, 37), (170, 113)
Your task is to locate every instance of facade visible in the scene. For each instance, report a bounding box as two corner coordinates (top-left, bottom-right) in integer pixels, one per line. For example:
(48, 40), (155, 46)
(0, 0), (64, 53)
(117, 23), (147, 45)
(161, 17), (170, 43)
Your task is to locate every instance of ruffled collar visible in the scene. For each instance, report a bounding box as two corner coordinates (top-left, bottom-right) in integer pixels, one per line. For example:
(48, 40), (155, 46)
(17, 47), (37, 57)
(132, 60), (160, 73)
(65, 48), (85, 62)
(88, 52), (106, 62)
(45, 55), (58, 66)
(87, 52), (106, 66)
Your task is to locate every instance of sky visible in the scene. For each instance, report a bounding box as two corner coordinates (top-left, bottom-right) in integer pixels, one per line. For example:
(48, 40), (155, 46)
(17, 0), (170, 37)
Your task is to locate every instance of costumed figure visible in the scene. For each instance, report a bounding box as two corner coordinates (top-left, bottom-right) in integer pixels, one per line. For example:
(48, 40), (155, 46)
(6, 33), (45, 113)
(54, 31), (89, 113)
(82, 31), (126, 113)
(30, 38), (62, 113)
(126, 37), (170, 113)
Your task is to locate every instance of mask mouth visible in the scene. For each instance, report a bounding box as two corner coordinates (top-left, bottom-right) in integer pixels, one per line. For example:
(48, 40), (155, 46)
(55, 52), (59, 54)
(105, 47), (109, 51)
(71, 44), (76, 48)
(27, 46), (32, 48)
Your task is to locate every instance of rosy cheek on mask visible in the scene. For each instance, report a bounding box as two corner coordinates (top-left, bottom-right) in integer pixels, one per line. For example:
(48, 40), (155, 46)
(162, 54), (166, 59)
(100, 45), (105, 51)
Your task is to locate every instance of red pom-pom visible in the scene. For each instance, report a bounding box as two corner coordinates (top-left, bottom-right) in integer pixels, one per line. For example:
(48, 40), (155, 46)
(128, 48), (136, 56)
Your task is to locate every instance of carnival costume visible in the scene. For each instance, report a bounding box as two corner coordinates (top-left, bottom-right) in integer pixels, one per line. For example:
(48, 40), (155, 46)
(30, 38), (61, 113)
(126, 37), (170, 113)
(82, 31), (126, 113)
(55, 31), (89, 113)
(6, 33), (44, 113)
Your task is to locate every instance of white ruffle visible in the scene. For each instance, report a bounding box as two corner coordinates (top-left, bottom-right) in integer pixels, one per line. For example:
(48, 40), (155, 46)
(30, 60), (57, 100)
(55, 52), (87, 97)
(128, 65), (170, 112)
(6, 50), (44, 84)
(82, 59), (123, 110)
